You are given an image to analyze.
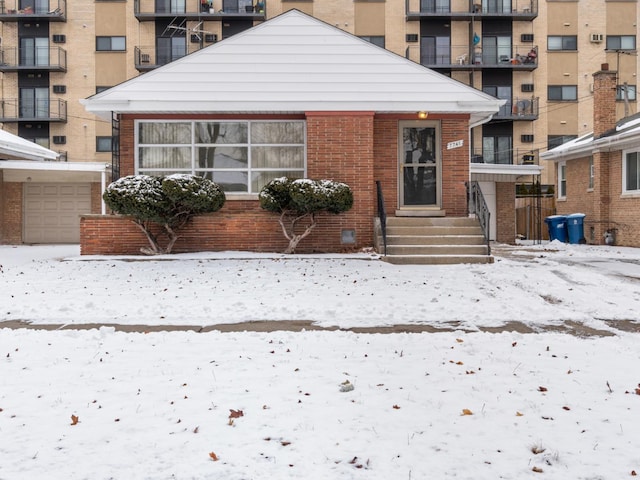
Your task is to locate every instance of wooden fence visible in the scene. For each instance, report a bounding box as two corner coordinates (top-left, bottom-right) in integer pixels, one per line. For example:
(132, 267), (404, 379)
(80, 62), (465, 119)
(515, 196), (556, 241)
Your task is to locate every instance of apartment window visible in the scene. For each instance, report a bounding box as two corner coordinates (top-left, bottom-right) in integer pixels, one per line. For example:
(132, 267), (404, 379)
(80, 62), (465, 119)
(589, 156), (594, 190)
(616, 85), (636, 101)
(96, 86), (112, 94)
(623, 150), (640, 192)
(421, 36), (450, 65)
(97, 136), (113, 152)
(547, 35), (577, 51)
(155, 0), (186, 14)
(548, 85), (577, 101)
(548, 135), (577, 149)
(358, 36), (385, 48)
(96, 36), (126, 51)
(483, 35), (512, 64)
(483, 85), (512, 116)
(606, 35), (636, 51)
(19, 87), (49, 119)
(157, 37), (186, 65)
(558, 161), (567, 199)
(20, 37), (49, 66)
(136, 120), (306, 194)
(482, 135), (513, 164)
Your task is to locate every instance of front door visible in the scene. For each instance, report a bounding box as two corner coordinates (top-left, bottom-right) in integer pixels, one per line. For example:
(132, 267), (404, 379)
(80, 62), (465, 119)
(400, 122), (440, 208)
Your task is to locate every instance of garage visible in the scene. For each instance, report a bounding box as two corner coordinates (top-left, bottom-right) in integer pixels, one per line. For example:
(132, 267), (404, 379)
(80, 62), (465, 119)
(23, 183), (92, 243)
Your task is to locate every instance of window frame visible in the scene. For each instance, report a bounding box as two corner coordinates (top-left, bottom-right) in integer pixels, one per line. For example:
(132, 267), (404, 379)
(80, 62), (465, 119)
(616, 84), (636, 101)
(96, 36), (126, 52)
(558, 161), (567, 199)
(606, 35), (636, 51)
(96, 136), (113, 152)
(135, 119), (307, 195)
(547, 35), (577, 51)
(623, 149), (640, 193)
(548, 85), (577, 101)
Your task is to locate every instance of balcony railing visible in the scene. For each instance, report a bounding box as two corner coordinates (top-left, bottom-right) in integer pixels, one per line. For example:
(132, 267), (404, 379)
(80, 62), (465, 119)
(134, 0), (265, 20)
(406, 0), (537, 19)
(0, 98), (67, 122)
(0, 0), (66, 20)
(406, 44), (537, 70)
(0, 46), (67, 72)
(493, 96), (539, 120)
(471, 148), (540, 166)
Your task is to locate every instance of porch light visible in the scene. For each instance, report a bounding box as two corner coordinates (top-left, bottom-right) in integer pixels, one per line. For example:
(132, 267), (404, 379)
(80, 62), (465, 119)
(417, 111), (428, 119)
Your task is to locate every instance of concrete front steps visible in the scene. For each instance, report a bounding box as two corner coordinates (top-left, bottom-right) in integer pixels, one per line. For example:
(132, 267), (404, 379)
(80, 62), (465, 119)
(376, 216), (493, 265)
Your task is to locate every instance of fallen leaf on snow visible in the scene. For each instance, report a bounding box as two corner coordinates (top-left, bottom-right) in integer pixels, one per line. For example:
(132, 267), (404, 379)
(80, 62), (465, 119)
(229, 409), (244, 419)
(70, 414), (79, 426)
(516, 411), (524, 417)
(392, 405), (401, 409)
(532, 466), (543, 473)
(461, 409), (473, 416)
(209, 452), (219, 461)
(538, 386), (548, 392)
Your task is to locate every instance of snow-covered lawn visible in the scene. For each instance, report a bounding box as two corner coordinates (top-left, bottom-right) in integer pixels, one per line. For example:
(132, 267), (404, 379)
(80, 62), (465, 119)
(1, 243), (640, 479)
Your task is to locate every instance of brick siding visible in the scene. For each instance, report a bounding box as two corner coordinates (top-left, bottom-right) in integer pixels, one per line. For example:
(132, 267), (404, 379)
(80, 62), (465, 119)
(495, 182), (516, 244)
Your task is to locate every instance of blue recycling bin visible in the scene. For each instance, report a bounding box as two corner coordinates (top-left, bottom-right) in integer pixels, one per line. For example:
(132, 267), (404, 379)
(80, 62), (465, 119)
(545, 215), (567, 242)
(566, 213), (586, 244)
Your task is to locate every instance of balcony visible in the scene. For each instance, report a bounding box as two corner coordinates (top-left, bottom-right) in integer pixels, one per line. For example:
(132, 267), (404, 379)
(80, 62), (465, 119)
(493, 96), (539, 121)
(0, 46), (67, 72)
(471, 148), (540, 166)
(0, 98), (67, 122)
(405, 0), (537, 20)
(134, 0), (265, 21)
(0, 0), (66, 21)
(406, 44), (538, 70)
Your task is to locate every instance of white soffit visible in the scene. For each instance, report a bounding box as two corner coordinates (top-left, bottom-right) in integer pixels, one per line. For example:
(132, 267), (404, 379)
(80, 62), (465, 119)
(81, 10), (502, 125)
(471, 163), (543, 180)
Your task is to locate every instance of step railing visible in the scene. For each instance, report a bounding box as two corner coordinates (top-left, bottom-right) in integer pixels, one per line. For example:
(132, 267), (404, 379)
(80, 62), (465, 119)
(467, 181), (491, 255)
(375, 180), (387, 256)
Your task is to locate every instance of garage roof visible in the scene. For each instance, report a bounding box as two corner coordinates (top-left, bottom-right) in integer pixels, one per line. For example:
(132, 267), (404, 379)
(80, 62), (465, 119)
(81, 10), (502, 126)
(0, 129), (59, 162)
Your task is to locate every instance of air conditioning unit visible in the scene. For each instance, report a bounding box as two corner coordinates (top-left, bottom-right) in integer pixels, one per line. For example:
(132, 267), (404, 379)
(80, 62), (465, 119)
(521, 134), (534, 143)
(520, 33), (534, 43)
(52, 135), (66, 144)
(52, 34), (66, 43)
(521, 83), (534, 92)
(590, 33), (603, 43)
(205, 34), (217, 43)
(140, 53), (150, 63)
(52, 85), (66, 94)
(406, 34), (419, 43)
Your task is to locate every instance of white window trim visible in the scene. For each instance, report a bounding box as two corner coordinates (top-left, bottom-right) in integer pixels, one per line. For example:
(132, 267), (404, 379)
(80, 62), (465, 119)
(622, 148), (640, 194)
(134, 119), (307, 197)
(558, 161), (566, 200)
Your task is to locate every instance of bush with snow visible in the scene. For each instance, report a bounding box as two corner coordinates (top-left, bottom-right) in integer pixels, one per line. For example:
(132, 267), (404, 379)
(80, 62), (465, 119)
(103, 174), (225, 255)
(259, 177), (353, 253)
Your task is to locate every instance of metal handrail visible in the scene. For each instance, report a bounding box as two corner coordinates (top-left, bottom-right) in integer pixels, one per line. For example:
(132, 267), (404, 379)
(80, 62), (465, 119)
(467, 181), (491, 255)
(375, 180), (387, 256)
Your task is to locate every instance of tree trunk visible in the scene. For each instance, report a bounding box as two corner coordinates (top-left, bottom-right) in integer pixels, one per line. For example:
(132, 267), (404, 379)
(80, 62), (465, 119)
(279, 211), (316, 254)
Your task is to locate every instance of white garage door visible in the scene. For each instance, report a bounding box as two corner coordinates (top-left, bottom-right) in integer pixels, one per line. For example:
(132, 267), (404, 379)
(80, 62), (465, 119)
(24, 183), (91, 243)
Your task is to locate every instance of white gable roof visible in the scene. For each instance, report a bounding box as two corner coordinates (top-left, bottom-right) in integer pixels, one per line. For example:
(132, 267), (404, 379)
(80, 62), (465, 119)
(0, 129), (59, 161)
(82, 10), (501, 125)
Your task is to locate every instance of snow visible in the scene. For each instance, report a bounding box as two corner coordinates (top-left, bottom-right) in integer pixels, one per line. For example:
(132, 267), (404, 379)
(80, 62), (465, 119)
(1, 243), (640, 479)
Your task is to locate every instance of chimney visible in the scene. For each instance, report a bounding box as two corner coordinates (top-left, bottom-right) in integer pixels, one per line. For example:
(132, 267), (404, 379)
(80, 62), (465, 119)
(592, 63), (618, 138)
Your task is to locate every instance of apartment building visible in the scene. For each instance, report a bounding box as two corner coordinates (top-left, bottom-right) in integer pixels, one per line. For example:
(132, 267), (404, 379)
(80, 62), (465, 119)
(0, 0), (637, 242)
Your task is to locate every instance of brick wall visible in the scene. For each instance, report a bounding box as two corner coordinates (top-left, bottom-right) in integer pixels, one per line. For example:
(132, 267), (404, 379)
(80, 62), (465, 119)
(495, 182), (516, 244)
(441, 117), (470, 215)
(1, 182), (22, 244)
(84, 113), (474, 255)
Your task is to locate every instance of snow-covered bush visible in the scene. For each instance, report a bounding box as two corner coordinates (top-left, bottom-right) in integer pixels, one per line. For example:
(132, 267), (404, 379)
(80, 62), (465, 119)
(103, 174), (225, 254)
(259, 177), (354, 253)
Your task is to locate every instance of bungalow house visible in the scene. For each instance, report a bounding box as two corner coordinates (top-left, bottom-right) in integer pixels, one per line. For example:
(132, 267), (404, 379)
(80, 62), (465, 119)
(81, 10), (541, 261)
(0, 131), (109, 244)
(541, 64), (640, 247)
